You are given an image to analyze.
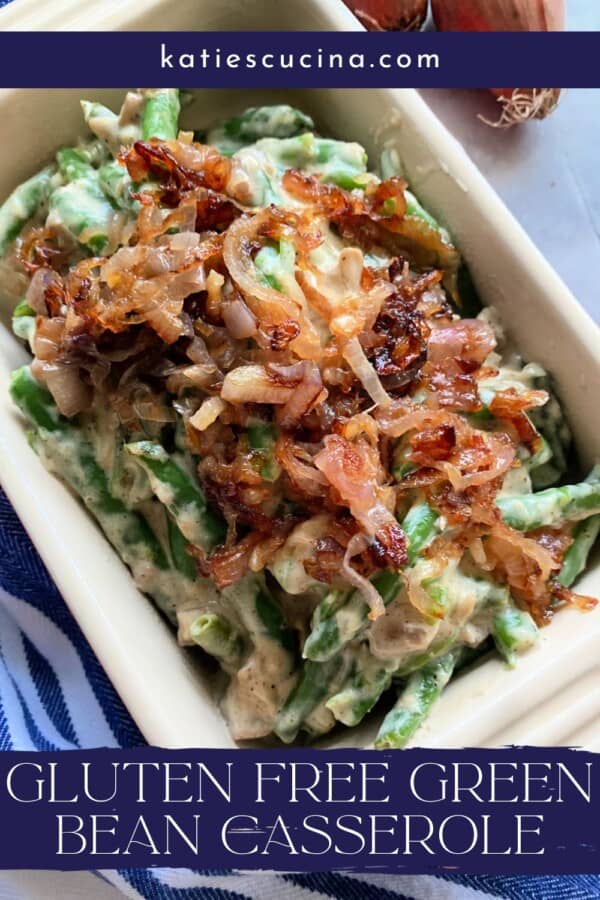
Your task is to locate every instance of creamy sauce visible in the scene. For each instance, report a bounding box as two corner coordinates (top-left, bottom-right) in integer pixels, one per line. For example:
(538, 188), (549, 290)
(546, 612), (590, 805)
(13, 109), (563, 745)
(221, 577), (297, 740)
(269, 515), (330, 595)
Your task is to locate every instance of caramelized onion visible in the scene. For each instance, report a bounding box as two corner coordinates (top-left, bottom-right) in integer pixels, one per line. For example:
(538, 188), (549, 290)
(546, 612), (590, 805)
(484, 522), (559, 621)
(223, 212), (321, 359)
(17, 132), (586, 644)
(276, 435), (329, 496)
(221, 365), (294, 405)
(124, 140), (232, 197)
(197, 533), (262, 589)
(33, 316), (64, 361)
(428, 319), (496, 365)
(315, 432), (407, 567)
(222, 295), (258, 339)
(342, 533), (386, 620)
(223, 214), (299, 325)
(380, 402), (515, 491)
(343, 337), (392, 408)
(274, 361), (326, 428)
(377, 402), (448, 439)
(74, 231), (224, 342)
(189, 396), (227, 432)
(26, 267), (63, 316)
(434, 433), (515, 491)
(32, 359), (91, 417)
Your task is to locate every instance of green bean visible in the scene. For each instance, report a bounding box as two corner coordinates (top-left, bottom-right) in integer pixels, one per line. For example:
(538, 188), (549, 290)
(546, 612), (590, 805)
(254, 240), (295, 292)
(225, 105), (314, 142)
(280, 135), (368, 189)
(0, 167), (54, 256)
(9, 368), (203, 627)
(12, 299), (34, 318)
(374, 649), (460, 749)
(327, 647), (394, 727)
(255, 586), (297, 655)
(526, 435), (553, 476)
(98, 160), (137, 211)
(496, 468), (600, 531)
(190, 613), (243, 671)
(302, 704), (337, 739)
(404, 502), (439, 565)
(559, 515), (600, 588)
(378, 148), (453, 243)
(454, 263), (483, 318)
(302, 652), (354, 738)
(274, 656), (344, 744)
(393, 634), (459, 680)
(141, 89), (180, 141)
(56, 147), (94, 183)
(81, 97), (142, 156)
(223, 576), (297, 726)
(303, 569), (400, 663)
(394, 579), (510, 678)
(404, 188), (450, 240)
(11, 300), (36, 344)
(10, 366), (168, 574)
(166, 515), (197, 580)
(81, 101), (118, 130)
(247, 420), (276, 450)
(418, 580), (452, 620)
(107, 430), (155, 507)
(303, 502), (438, 662)
(48, 153), (118, 256)
(207, 106), (315, 156)
(322, 169), (368, 191)
(48, 183), (115, 254)
(392, 439), (417, 481)
(125, 440), (226, 551)
(10, 365), (66, 433)
(51, 147), (127, 253)
(227, 576), (295, 656)
(247, 420), (280, 482)
(259, 133), (368, 184)
(492, 604), (538, 667)
(51, 147), (128, 246)
(56, 144), (109, 182)
(529, 373), (571, 489)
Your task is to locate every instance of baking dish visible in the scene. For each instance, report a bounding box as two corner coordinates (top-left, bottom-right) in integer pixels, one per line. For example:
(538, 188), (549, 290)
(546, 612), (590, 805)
(0, 0), (598, 750)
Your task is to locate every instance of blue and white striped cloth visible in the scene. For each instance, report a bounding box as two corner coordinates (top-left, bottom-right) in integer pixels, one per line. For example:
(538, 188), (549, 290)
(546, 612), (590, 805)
(1, 487), (599, 899)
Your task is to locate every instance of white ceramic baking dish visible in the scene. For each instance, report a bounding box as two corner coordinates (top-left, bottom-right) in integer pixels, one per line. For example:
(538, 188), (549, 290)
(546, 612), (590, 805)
(0, 0), (598, 750)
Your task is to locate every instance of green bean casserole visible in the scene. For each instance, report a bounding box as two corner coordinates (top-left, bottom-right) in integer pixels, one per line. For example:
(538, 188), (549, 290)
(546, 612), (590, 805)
(1, 89), (599, 747)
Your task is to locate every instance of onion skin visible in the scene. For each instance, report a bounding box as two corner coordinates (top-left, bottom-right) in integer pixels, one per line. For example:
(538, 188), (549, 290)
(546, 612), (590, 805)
(486, 88), (562, 128)
(430, 0), (565, 32)
(431, 0), (565, 127)
(343, 0), (428, 31)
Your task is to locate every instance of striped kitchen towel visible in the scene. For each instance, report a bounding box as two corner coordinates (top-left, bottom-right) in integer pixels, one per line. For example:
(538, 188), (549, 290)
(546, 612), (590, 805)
(0, 487), (599, 900)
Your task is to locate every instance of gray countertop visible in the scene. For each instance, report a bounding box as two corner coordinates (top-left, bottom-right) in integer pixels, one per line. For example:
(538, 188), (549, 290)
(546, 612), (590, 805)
(421, 1), (600, 323)
(0, 8), (598, 899)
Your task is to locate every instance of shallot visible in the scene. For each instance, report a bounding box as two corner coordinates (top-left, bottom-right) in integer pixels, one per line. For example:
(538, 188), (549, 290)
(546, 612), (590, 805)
(343, 0), (428, 32)
(431, 0), (565, 126)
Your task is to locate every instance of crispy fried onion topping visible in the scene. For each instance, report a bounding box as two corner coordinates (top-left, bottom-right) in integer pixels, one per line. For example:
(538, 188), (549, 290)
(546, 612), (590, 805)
(21, 135), (576, 622)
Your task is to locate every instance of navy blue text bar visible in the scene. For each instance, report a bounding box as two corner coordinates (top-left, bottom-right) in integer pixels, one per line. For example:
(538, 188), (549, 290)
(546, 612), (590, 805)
(0, 32), (598, 87)
(0, 747), (597, 873)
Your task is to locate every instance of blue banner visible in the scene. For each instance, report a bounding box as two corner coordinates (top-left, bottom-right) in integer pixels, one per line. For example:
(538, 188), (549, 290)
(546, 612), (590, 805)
(0, 32), (598, 87)
(0, 746), (597, 872)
